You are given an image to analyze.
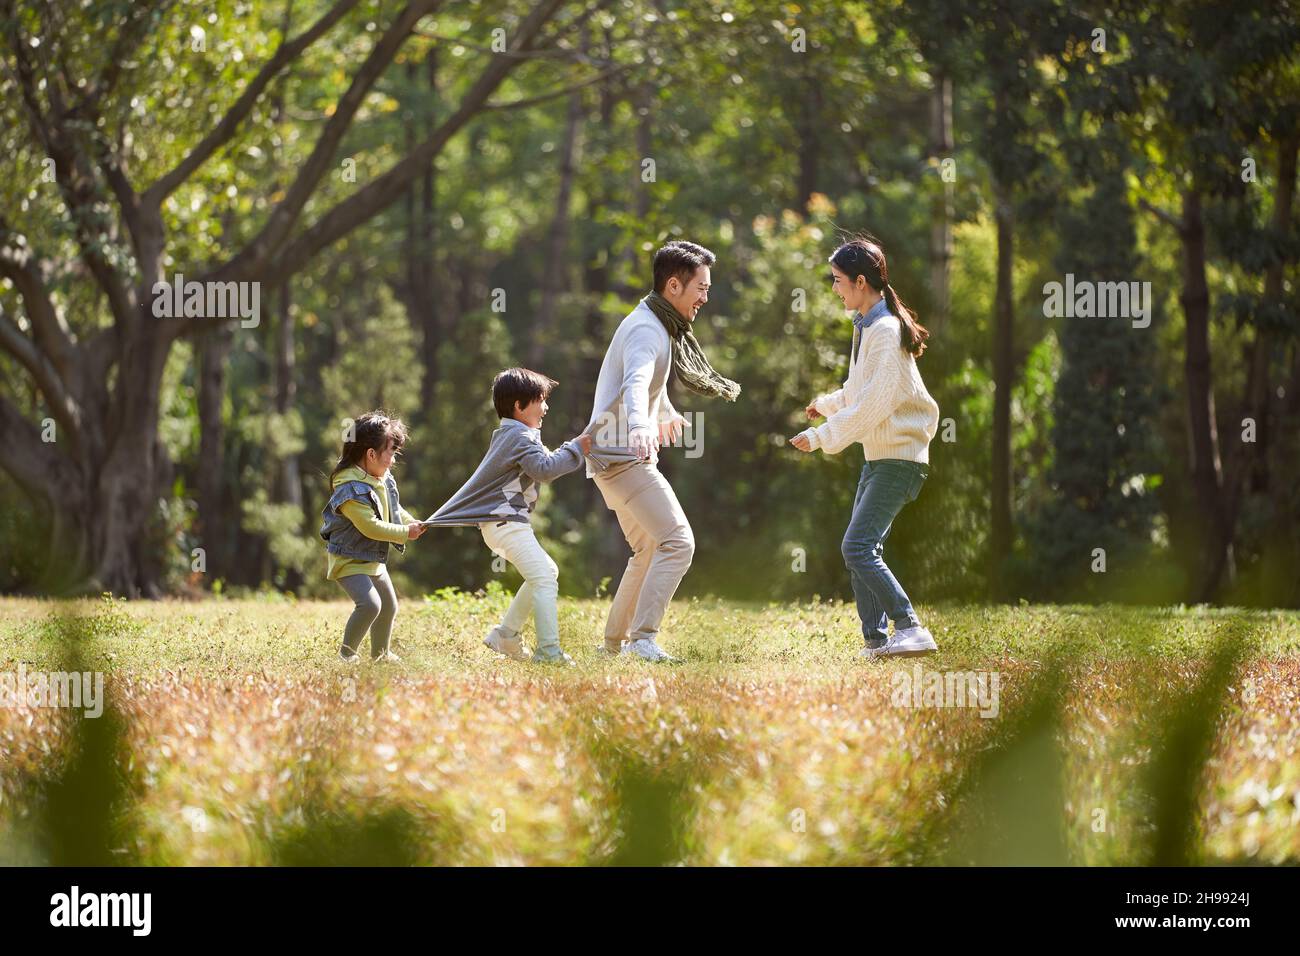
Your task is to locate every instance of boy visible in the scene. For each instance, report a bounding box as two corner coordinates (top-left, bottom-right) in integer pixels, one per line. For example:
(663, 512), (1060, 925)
(423, 368), (591, 664)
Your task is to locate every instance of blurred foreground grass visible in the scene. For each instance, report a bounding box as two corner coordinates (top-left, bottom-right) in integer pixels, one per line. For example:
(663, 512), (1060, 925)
(1, 593), (1297, 865)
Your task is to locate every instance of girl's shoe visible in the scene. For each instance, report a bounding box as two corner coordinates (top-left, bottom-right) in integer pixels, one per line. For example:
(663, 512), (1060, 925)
(866, 626), (938, 660)
(372, 650), (402, 663)
(484, 625), (528, 661)
(339, 646), (361, 663)
(532, 647), (576, 667)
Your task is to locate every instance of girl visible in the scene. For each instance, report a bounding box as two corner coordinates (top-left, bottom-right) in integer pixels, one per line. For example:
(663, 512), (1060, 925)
(319, 411), (425, 662)
(790, 237), (941, 659)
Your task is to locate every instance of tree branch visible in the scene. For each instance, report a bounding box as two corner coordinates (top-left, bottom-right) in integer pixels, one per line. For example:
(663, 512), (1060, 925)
(141, 0), (363, 206)
(264, 0), (568, 283)
(5, 9), (137, 329)
(0, 301), (82, 447)
(0, 219), (78, 378)
(0, 390), (77, 503)
(483, 63), (628, 111)
(1138, 198), (1186, 236)
(207, 0), (443, 284)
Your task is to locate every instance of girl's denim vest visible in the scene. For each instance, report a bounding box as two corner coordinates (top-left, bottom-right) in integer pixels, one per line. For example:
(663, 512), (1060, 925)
(319, 473), (407, 563)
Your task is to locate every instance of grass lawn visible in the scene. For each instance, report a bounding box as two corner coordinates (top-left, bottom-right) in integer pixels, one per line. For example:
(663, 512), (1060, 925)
(1, 591), (1297, 865)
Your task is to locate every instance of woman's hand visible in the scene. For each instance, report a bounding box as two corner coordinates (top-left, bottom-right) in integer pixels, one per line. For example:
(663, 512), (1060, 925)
(407, 522), (426, 540)
(804, 401), (820, 421)
(789, 432), (812, 453)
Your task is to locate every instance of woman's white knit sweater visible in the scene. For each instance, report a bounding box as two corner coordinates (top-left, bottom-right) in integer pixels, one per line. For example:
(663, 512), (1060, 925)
(804, 314), (940, 463)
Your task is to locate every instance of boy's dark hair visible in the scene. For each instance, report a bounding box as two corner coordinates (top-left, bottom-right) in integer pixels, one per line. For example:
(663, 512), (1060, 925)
(492, 367), (559, 420)
(329, 410), (408, 483)
(653, 240), (715, 294)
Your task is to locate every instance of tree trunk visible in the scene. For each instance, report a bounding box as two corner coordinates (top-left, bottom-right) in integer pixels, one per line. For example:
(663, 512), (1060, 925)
(1180, 189), (1234, 601)
(531, 74), (584, 367)
(795, 75), (822, 211)
(928, 68), (954, 331)
(272, 279), (303, 591)
(990, 171), (1015, 600)
(196, 324), (234, 585)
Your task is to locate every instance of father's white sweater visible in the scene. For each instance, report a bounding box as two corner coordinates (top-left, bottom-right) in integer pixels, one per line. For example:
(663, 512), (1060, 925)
(805, 315), (940, 463)
(584, 298), (682, 477)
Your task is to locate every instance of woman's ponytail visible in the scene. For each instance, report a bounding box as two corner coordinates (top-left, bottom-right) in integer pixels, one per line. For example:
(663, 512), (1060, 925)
(882, 283), (929, 358)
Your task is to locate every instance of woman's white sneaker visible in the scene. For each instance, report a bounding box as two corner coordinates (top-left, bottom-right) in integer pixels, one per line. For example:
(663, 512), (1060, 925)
(867, 626), (938, 659)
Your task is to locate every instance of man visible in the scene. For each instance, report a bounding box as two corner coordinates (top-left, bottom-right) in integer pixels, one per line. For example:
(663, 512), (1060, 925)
(585, 241), (741, 661)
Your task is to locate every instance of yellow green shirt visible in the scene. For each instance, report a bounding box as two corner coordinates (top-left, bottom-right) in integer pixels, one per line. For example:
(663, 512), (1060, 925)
(326, 466), (418, 580)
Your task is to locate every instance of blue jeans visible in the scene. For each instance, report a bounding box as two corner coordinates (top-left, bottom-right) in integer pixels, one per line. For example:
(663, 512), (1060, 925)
(842, 459), (928, 646)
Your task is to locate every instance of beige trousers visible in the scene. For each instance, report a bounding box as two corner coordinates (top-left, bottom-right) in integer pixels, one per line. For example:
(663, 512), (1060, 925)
(594, 462), (694, 649)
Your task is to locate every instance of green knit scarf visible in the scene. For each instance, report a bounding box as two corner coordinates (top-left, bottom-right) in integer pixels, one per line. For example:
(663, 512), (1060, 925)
(644, 291), (742, 402)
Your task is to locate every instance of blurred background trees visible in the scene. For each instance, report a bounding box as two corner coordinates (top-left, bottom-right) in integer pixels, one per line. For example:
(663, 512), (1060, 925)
(1, 0), (1296, 607)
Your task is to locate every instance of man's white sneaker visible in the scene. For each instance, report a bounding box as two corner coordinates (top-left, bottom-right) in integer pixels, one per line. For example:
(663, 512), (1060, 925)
(866, 626), (938, 660)
(483, 625), (528, 661)
(339, 646), (361, 663)
(371, 650), (402, 663)
(621, 638), (676, 662)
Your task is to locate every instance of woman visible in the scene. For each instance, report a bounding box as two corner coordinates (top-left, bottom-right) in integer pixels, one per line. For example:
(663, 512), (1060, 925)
(790, 237), (941, 659)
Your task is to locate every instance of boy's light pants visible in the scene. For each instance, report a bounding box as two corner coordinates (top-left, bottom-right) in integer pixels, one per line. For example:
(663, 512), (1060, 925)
(593, 461), (695, 648)
(479, 520), (561, 652)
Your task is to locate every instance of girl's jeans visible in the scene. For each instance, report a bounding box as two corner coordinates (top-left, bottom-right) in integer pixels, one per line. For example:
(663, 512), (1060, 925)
(842, 458), (929, 646)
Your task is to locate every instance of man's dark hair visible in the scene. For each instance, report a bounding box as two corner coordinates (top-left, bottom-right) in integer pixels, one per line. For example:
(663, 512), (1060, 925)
(653, 240), (715, 294)
(492, 367), (559, 420)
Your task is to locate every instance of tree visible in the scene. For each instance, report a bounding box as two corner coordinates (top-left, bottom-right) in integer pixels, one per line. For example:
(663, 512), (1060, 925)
(0, 0), (571, 594)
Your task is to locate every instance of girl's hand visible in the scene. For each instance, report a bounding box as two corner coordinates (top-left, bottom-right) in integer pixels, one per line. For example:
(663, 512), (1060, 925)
(407, 522), (426, 540)
(804, 401), (820, 421)
(790, 433), (812, 453)
(576, 433), (593, 456)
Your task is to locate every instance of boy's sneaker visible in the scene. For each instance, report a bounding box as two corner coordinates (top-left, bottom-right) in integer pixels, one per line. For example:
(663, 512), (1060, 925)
(339, 646), (361, 663)
(621, 638), (677, 663)
(484, 625), (528, 661)
(866, 626), (938, 660)
(371, 650), (402, 663)
(532, 647), (576, 667)
(858, 639), (887, 659)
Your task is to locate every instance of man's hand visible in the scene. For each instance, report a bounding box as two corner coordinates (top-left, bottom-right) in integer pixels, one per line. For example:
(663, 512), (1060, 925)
(789, 432), (812, 453)
(658, 414), (687, 448)
(629, 427), (658, 461)
(575, 433), (593, 456)
(804, 400), (821, 421)
(407, 522), (426, 540)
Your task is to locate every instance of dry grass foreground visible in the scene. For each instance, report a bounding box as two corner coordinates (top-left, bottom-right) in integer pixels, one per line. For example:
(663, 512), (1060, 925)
(1, 592), (1297, 865)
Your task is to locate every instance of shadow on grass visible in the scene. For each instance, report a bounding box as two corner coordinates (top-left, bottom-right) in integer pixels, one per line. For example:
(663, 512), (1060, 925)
(900, 622), (1257, 865)
(19, 612), (130, 865)
(8, 608), (462, 866)
(582, 712), (732, 867)
(261, 673), (464, 867)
